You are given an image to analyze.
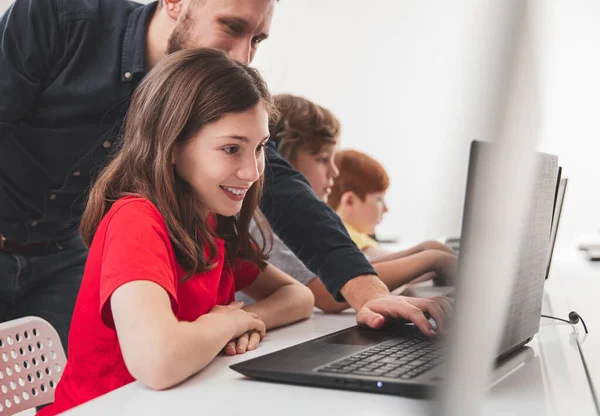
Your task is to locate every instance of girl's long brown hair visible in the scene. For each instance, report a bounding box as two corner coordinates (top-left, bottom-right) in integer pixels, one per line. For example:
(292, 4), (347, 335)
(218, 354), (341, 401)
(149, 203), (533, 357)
(81, 48), (275, 278)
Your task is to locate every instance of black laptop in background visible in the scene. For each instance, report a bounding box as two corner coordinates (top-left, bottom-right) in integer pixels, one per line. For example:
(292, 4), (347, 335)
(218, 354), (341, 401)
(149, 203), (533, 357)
(546, 176), (567, 279)
(230, 141), (559, 398)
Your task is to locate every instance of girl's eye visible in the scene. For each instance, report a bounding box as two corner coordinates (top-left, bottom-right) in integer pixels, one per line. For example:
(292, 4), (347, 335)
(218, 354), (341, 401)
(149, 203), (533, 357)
(256, 144), (265, 153)
(223, 146), (240, 155)
(317, 157), (329, 164)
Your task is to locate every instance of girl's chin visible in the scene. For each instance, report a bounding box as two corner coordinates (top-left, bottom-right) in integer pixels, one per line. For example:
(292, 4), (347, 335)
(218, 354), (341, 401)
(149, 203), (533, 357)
(216, 211), (241, 218)
(211, 206), (243, 218)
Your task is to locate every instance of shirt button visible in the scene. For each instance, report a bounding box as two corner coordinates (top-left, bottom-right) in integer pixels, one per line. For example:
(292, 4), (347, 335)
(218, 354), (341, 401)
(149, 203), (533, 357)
(30, 220), (39, 227)
(103, 141), (112, 149)
(72, 170), (81, 177)
(124, 72), (132, 79)
(49, 194), (56, 201)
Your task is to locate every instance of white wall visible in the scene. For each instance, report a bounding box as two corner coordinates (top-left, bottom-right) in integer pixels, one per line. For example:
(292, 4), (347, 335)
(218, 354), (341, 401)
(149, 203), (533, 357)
(535, 1), (600, 244)
(252, 0), (600, 244)
(2, 0), (599, 243)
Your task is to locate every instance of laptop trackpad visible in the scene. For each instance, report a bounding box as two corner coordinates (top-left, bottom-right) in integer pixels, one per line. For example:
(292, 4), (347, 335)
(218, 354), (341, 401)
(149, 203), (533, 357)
(322, 327), (394, 346)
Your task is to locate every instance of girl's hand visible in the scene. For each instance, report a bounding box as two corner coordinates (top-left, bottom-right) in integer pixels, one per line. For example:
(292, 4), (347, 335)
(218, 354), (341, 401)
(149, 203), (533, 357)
(223, 330), (263, 356)
(208, 301), (266, 340)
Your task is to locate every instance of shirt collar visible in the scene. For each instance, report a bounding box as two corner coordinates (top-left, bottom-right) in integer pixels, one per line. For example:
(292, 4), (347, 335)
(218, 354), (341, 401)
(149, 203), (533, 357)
(343, 222), (360, 236)
(120, 1), (158, 83)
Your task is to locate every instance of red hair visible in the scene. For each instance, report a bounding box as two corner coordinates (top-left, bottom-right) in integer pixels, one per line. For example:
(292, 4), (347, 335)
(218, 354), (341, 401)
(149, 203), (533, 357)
(328, 149), (390, 210)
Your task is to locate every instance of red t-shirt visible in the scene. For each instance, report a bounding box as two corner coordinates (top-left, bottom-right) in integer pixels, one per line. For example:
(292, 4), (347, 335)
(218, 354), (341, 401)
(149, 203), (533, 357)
(38, 197), (259, 415)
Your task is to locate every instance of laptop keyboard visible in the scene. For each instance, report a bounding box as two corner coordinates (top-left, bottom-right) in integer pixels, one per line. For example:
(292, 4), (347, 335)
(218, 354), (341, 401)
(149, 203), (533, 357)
(317, 332), (444, 380)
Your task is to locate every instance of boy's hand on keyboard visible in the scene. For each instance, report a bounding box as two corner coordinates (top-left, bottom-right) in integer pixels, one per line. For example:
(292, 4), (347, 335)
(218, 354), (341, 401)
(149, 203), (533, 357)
(356, 295), (453, 335)
(434, 251), (459, 281)
(420, 240), (457, 255)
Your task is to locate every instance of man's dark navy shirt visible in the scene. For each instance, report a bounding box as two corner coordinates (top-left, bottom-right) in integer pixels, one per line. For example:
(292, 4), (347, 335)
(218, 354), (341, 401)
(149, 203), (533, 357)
(0, 0), (376, 299)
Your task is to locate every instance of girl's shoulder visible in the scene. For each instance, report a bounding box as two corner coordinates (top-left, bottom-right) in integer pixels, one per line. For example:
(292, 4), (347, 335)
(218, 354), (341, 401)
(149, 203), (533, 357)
(107, 195), (160, 217)
(100, 195), (167, 234)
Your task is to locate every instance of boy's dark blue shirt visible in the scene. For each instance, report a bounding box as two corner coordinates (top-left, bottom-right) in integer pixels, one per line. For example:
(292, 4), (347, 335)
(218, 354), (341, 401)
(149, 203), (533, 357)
(0, 0), (376, 300)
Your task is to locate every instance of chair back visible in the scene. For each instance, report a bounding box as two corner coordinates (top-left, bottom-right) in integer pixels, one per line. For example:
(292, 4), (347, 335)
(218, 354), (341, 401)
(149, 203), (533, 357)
(0, 317), (66, 414)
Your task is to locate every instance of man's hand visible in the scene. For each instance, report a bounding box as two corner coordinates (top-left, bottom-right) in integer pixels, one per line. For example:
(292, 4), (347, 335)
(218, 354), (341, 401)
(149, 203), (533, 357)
(356, 295), (453, 335)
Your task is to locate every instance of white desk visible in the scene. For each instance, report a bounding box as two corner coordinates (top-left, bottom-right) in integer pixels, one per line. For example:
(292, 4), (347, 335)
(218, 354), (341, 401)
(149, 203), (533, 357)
(64, 246), (599, 416)
(544, 243), (600, 410)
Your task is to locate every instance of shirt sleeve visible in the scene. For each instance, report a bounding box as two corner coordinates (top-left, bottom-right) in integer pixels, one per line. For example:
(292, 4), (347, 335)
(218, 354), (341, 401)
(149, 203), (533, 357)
(267, 233), (316, 285)
(249, 218), (316, 285)
(233, 258), (261, 293)
(261, 141), (377, 301)
(99, 199), (180, 328)
(0, 0), (60, 124)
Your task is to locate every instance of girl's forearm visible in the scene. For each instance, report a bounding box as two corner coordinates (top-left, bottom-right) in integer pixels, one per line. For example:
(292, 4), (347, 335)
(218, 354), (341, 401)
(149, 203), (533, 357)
(243, 284), (314, 329)
(140, 315), (234, 391)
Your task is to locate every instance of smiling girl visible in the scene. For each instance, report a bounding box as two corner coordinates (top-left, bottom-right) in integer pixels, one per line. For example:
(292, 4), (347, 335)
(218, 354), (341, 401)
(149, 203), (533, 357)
(39, 49), (314, 415)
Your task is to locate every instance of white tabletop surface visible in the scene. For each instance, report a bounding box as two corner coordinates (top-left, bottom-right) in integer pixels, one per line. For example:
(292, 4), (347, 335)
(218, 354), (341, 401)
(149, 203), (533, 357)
(63, 244), (599, 416)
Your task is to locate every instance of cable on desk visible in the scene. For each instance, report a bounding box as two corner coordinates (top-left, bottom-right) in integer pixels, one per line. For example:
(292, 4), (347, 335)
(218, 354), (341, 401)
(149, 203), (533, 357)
(541, 311), (598, 414)
(541, 311), (588, 334)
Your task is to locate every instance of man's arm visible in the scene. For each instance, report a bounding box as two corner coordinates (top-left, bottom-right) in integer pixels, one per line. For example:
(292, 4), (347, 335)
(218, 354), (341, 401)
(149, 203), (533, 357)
(261, 141), (378, 301)
(0, 0), (59, 123)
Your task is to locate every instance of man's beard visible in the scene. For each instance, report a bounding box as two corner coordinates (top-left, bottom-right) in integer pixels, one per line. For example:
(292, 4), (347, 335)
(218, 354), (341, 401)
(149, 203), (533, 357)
(167, 12), (194, 54)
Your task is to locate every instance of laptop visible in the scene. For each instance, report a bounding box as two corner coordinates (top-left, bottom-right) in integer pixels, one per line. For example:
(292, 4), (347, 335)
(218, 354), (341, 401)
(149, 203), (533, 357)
(546, 176), (567, 279)
(230, 141), (558, 398)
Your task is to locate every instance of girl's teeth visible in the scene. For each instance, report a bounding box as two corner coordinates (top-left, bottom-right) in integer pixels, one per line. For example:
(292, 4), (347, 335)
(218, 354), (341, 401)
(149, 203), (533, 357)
(224, 187), (245, 196)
